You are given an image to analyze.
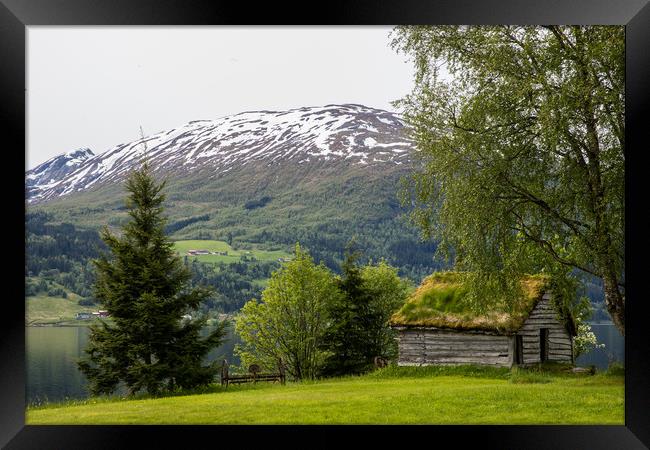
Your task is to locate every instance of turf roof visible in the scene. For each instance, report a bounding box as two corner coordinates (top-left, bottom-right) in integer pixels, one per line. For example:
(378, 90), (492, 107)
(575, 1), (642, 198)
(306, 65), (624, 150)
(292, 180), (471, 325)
(389, 271), (553, 333)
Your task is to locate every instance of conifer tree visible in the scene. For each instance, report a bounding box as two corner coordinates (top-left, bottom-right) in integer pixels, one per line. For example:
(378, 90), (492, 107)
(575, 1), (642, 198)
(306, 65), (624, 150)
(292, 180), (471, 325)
(78, 160), (227, 396)
(321, 243), (410, 376)
(321, 246), (380, 376)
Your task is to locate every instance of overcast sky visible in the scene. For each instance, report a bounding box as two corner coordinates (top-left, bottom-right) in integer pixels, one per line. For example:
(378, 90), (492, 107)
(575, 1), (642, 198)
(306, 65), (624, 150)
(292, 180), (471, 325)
(26, 26), (416, 169)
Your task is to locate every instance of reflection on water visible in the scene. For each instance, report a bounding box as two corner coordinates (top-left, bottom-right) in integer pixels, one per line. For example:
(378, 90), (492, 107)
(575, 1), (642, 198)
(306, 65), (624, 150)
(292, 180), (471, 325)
(26, 326), (89, 405)
(26, 324), (240, 405)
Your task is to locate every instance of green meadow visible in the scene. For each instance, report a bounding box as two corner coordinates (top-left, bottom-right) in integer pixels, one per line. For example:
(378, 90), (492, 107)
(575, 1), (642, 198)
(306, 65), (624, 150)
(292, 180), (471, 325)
(26, 365), (624, 425)
(173, 239), (291, 264)
(26, 294), (91, 325)
(25, 281), (103, 326)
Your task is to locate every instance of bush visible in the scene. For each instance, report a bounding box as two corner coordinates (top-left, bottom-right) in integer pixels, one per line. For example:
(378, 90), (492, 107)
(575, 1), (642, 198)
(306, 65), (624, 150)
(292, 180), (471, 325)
(47, 287), (67, 298)
(606, 362), (624, 376)
(78, 297), (96, 306)
(244, 196), (272, 210)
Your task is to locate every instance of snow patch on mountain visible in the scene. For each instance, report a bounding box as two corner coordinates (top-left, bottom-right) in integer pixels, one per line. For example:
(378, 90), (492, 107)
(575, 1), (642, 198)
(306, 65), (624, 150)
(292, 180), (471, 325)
(26, 104), (414, 204)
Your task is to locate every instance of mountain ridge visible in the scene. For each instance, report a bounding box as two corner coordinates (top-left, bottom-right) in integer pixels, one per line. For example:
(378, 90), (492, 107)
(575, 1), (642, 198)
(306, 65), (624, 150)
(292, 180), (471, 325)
(27, 104), (413, 205)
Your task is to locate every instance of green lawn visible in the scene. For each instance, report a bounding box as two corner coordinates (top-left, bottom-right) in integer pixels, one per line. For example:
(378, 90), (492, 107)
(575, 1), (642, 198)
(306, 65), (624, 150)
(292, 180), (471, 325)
(26, 367), (623, 425)
(173, 240), (291, 264)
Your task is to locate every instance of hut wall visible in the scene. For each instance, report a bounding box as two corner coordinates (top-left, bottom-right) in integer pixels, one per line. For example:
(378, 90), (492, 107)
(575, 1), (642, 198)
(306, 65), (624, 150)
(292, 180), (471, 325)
(395, 328), (512, 367)
(516, 292), (573, 364)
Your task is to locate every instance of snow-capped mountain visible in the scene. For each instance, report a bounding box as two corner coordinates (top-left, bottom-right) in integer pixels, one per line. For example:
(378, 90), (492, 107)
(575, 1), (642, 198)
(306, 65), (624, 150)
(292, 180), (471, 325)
(26, 104), (414, 204)
(26, 148), (95, 200)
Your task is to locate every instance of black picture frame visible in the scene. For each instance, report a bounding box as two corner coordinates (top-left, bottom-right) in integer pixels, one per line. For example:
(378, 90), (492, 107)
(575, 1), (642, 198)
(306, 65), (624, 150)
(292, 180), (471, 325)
(2, 1), (648, 448)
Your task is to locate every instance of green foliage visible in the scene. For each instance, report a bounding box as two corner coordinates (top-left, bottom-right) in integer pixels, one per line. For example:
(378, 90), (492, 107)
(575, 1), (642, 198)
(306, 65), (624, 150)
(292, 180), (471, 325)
(359, 260), (411, 360)
(77, 162), (228, 396)
(235, 244), (341, 380)
(606, 362), (624, 376)
(164, 214), (210, 234)
(570, 293), (606, 359)
(244, 196), (272, 210)
(320, 247), (410, 376)
(185, 258), (277, 313)
(391, 25), (625, 333)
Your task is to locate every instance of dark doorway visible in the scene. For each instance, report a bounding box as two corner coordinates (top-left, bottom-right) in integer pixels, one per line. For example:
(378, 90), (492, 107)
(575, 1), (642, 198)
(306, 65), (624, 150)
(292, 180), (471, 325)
(540, 328), (549, 362)
(515, 335), (524, 365)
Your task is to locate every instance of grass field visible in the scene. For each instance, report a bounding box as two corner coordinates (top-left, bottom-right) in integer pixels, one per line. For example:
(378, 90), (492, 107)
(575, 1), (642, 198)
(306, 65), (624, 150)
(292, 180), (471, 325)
(26, 295), (87, 324)
(26, 366), (624, 425)
(173, 240), (291, 264)
(26, 288), (91, 325)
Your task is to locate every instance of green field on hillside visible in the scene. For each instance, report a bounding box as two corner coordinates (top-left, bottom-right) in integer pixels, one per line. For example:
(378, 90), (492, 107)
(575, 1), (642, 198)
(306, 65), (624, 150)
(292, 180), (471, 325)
(26, 366), (623, 425)
(173, 240), (291, 264)
(25, 279), (99, 326)
(26, 295), (90, 325)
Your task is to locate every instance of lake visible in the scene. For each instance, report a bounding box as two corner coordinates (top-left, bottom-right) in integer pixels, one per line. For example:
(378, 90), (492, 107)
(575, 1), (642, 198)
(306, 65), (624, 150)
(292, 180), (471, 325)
(26, 324), (241, 405)
(575, 322), (625, 369)
(26, 322), (624, 405)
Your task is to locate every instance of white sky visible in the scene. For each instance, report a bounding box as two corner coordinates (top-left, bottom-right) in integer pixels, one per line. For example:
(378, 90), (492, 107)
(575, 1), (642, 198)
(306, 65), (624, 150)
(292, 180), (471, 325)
(26, 26), (416, 169)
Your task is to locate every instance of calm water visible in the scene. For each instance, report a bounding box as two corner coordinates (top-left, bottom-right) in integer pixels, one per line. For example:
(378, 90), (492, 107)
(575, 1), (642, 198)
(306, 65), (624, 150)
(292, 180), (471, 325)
(575, 323), (624, 370)
(26, 322), (624, 405)
(26, 325), (240, 405)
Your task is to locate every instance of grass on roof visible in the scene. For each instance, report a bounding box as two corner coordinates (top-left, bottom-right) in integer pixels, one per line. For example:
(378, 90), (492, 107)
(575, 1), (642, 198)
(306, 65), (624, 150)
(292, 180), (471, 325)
(390, 271), (550, 333)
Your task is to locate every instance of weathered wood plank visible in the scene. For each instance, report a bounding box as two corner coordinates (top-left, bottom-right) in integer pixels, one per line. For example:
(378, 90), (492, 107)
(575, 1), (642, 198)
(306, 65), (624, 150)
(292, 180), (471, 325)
(548, 341), (572, 348)
(422, 357), (510, 365)
(519, 326), (565, 333)
(417, 346), (510, 353)
(413, 350), (508, 356)
(421, 340), (509, 347)
(424, 347), (509, 353)
(548, 331), (571, 337)
(420, 333), (510, 339)
(548, 349), (573, 356)
(549, 346), (572, 352)
(417, 332), (510, 341)
(527, 313), (561, 320)
(419, 337), (508, 343)
(521, 319), (565, 326)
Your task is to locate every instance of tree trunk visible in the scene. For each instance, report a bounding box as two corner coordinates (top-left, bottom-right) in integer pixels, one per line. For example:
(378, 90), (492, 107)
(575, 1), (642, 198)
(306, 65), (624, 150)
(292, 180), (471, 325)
(602, 269), (625, 336)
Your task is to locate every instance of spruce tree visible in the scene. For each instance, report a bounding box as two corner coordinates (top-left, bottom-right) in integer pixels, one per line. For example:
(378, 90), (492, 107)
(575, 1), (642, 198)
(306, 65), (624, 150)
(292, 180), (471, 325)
(321, 246), (381, 376)
(78, 161), (227, 396)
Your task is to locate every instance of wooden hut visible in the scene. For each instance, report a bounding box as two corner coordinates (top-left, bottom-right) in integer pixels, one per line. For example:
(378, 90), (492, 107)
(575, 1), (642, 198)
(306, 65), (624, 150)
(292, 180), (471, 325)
(389, 272), (576, 367)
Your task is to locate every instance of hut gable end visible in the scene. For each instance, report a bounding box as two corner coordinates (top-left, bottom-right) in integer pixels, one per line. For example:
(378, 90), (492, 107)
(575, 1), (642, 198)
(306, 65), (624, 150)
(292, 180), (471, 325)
(515, 293), (573, 365)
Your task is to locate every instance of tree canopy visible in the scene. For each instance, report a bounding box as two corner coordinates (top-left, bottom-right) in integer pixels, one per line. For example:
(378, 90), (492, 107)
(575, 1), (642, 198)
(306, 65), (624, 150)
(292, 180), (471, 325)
(78, 162), (227, 396)
(321, 249), (410, 376)
(235, 244), (340, 380)
(391, 25), (625, 334)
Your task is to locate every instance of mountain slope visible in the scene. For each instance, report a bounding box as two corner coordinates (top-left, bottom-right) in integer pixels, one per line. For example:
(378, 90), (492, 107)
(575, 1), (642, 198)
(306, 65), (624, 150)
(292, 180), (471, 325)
(26, 104), (440, 280)
(26, 148), (94, 200)
(27, 104), (412, 205)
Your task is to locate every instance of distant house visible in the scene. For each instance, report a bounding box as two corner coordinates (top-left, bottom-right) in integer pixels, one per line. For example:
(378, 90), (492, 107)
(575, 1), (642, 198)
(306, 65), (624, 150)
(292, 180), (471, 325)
(389, 272), (576, 368)
(188, 249), (210, 255)
(75, 312), (92, 320)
